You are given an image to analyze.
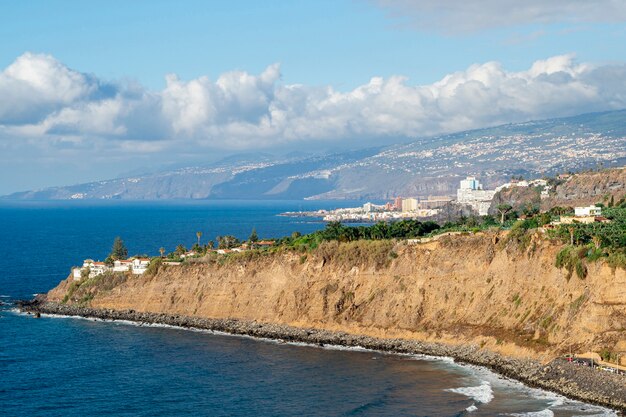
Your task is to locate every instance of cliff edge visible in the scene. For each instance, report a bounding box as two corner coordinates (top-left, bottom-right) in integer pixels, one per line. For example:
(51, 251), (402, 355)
(45, 232), (626, 362)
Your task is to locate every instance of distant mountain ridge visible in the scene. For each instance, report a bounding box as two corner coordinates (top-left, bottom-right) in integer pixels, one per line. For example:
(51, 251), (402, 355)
(4, 110), (626, 201)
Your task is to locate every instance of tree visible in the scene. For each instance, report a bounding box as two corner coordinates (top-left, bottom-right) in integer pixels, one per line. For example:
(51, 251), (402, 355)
(207, 240), (215, 250)
(497, 204), (513, 225)
(175, 244), (187, 256)
(249, 228), (259, 243)
(159, 247), (165, 258)
(110, 237), (128, 260)
(216, 235), (240, 249)
(196, 231), (203, 247)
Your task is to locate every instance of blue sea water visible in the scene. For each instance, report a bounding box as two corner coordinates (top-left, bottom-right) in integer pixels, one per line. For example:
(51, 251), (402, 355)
(0, 201), (617, 416)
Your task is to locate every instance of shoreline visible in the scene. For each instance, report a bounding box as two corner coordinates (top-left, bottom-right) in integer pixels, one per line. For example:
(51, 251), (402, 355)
(19, 300), (626, 413)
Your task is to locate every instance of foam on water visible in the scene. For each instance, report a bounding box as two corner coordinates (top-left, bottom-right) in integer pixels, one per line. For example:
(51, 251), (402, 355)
(447, 381), (494, 404)
(509, 410), (554, 417)
(11, 309), (620, 416)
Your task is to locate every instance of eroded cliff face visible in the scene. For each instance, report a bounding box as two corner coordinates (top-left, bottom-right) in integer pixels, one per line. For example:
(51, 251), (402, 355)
(47, 233), (626, 361)
(549, 168), (626, 208)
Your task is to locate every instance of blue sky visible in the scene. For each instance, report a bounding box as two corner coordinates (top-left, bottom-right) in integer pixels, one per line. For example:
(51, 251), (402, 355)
(1, 0), (626, 194)
(2, 0), (624, 89)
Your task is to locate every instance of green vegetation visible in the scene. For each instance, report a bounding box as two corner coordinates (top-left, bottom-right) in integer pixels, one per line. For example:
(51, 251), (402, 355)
(62, 271), (129, 304)
(569, 293), (588, 313)
(249, 228), (259, 244)
(109, 236), (128, 260)
(497, 204), (513, 224)
(555, 246), (588, 280)
(145, 258), (163, 276)
(216, 235), (240, 249)
(273, 220), (441, 251)
(315, 240), (397, 269)
(550, 205), (626, 273)
(511, 293), (522, 308)
(137, 184), (625, 277)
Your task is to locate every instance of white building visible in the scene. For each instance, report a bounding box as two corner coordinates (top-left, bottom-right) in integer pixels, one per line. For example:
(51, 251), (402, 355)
(363, 202), (374, 213)
(72, 259), (109, 280)
(72, 257), (151, 280)
(457, 176), (496, 216)
(131, 258), (150, 275)
(401, 198), (419, 212)
(459, 176), (482, 190)
(72, 267), (84, 280)
(113, 259), (132, 272)
(574, 205), (602, 217)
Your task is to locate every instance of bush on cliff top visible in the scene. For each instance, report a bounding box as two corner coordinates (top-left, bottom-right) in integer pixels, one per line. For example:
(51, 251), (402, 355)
(315, 240), (396, 270)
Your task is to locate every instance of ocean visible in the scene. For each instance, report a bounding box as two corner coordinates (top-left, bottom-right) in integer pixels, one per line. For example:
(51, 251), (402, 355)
(0, 201), (616, 416)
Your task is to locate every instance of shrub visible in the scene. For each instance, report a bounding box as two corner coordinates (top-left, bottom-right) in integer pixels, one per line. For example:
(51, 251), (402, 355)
(607, 250), (626, 270)
(145, 258), (163, 276)
(555, 246), (588, 280)
(316, 240), (396, 270)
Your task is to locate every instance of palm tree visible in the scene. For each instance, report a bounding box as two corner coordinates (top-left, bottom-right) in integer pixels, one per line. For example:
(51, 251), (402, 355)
(159, 247), (165, 258)
(196, 231), (203, 247)
(497, 204), (513, 225)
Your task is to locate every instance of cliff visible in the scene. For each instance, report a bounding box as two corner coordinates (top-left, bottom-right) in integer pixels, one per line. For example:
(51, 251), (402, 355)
(46, 232), (626, 362)
(491, 168), (626, 213)
(546, 167), (626, 208)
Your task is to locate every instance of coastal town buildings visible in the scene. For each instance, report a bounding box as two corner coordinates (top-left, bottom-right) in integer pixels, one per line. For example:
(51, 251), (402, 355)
(113, 259), (132, 272)
(419, 196), (453, 209)
(72, 257), (150, 280)
(456, 176), (496, 215)
(394, 197), (402, 210)
(495, 178), (552, 199)
(401, 198), (418, 212)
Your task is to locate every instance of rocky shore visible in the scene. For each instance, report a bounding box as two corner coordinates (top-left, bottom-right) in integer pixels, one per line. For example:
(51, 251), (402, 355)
(19, 299), (626, 413)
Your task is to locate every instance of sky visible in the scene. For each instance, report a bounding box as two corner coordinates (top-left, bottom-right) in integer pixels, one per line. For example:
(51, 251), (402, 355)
(1, 0), (626, 194)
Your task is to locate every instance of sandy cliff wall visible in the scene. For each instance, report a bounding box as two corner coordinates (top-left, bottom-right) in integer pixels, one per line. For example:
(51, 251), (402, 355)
(47, 233), (626, 361)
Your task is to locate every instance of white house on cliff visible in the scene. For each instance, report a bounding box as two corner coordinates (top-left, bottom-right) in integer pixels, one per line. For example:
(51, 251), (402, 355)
(73, 257), (150, 280)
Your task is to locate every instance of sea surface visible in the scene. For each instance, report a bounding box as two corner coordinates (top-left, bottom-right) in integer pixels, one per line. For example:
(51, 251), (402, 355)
(0, 200), (617, 416)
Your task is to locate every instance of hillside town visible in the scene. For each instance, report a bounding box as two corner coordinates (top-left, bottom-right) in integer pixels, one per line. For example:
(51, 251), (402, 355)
(74, 171), (618, 282)
(281, 175), (556, 222)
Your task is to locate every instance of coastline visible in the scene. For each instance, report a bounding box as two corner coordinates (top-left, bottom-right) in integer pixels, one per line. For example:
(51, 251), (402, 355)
(20, 300), (626, 413)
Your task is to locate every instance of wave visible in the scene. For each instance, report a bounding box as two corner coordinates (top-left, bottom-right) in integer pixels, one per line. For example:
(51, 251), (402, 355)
(10, 309), (620, 416)
(509, 410), (554, 417)
(447, 381), (494, 404)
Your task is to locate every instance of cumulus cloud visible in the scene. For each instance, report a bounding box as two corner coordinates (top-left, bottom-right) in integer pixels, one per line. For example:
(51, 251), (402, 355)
(0, 52), (115, 125)
(1, 52), (626, 154)
(372, 0), (626, 33)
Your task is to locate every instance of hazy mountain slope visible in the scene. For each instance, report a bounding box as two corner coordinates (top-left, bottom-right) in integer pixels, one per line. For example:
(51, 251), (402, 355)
(4, 110), (626, 200)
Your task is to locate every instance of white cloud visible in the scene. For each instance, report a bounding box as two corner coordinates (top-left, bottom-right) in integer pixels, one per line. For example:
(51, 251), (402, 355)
(372, 0), (626, 33)
(1, 52), (626, 154)
(0, 52), (111, 125)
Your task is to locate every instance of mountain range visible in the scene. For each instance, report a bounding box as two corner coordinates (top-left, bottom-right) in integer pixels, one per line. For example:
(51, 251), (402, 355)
(4, 110), (626, 201)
